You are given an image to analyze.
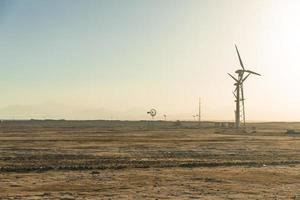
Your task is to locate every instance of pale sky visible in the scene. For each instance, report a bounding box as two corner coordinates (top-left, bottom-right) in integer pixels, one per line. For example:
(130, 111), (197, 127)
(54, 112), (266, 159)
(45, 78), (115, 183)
(0, 0), (299, 121)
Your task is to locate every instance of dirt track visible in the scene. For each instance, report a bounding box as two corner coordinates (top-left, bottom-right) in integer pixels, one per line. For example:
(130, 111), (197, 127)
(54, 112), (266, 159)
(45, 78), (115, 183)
(0, 120), (299, 199)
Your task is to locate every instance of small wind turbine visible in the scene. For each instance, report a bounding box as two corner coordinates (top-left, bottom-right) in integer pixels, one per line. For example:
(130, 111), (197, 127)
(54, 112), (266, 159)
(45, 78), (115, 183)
(147, 108), (157, 120)
(228, 45), (261, 128)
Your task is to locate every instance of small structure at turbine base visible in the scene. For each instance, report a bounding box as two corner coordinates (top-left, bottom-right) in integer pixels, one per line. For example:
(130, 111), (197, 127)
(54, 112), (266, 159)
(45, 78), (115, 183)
(214, 122), (235, 128)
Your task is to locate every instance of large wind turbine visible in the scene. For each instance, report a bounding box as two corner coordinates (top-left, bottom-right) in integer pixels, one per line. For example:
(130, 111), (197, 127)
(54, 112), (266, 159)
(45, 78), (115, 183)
(228, 45), (261, 128)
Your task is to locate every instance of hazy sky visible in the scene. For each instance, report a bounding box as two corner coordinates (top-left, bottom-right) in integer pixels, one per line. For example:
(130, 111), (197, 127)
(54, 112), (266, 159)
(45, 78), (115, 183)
(0, 0), (299, 121)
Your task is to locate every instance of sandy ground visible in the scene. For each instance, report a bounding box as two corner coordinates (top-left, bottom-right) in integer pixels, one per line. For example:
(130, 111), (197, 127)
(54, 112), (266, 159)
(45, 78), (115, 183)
(0, 120), (299, 199)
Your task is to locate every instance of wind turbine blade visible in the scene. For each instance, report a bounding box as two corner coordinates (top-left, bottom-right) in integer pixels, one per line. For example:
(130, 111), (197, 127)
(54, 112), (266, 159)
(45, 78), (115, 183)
(232, 91), (237, 99)
(245, 70), (261, 76)
(233, 92), (237, 98)
(242, 73), (251, 82)
(235, 44), (245, 70)
(228, 73), (238, 82)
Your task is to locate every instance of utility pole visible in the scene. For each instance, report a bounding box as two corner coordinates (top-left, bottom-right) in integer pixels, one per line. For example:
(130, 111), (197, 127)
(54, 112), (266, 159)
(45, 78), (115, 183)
(198, 97), (201, 125)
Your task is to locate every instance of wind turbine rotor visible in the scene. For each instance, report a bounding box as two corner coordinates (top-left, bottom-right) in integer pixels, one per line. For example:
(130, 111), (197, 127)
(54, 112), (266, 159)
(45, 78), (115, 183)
(148, 108), (156, 117)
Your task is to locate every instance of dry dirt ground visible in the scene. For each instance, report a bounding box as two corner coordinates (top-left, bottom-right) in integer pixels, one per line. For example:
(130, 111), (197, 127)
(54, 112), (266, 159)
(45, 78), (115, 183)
(0, 120), (299, 199)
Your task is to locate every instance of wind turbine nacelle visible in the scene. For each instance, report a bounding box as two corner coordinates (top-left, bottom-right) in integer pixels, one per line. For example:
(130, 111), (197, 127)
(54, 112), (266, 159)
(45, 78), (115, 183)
(235, 69), (244, 74)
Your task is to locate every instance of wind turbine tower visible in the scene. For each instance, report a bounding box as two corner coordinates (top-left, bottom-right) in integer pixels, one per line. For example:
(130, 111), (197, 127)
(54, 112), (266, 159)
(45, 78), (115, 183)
(228, 45), (261, 128)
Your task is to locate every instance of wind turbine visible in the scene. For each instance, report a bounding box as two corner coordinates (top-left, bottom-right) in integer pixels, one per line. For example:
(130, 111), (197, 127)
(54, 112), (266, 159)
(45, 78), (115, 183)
(228, 45), (261, 128)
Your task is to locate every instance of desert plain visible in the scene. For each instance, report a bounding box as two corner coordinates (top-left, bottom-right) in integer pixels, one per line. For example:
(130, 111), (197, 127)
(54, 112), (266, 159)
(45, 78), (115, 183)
(0, 120), (299, 199)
